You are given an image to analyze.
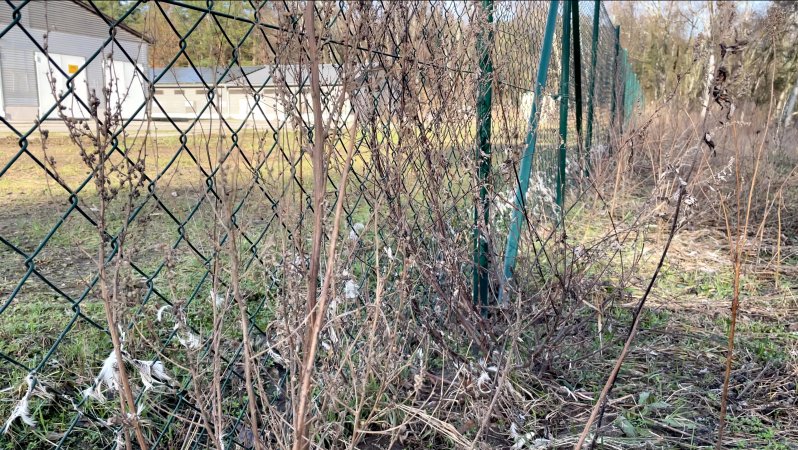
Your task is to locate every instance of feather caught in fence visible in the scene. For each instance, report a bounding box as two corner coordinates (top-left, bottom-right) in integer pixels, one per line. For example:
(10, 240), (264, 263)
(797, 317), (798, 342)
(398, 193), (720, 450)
(133, 359), (172, 391)
(82, 352), (120, 402)
(344, 279), (360, 299)
(156, 305), (172, 322)
(2, 374), (37, 433)
(83, 352), (175, 402)
(174, 323), (202, 349)
(348, 222), (365, 241)
(210, 290), (226, 308)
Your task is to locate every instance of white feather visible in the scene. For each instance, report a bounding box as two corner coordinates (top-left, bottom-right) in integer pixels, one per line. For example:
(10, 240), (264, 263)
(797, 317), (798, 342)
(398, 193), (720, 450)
(134, 360), (171, 391)
(531, 438), (551, 448)
(156, 305), (171, 322)
(477, 371), (492, 394)
(263, 340), (286, 366)
(344, 279), (359, 299)
(510, 422), (538, 450)
(172, 322), (202, 349)
(84, 352), (120, 402)
(210, 290), (226, 308)
(510, 422), (520, 440)
(178, 330), (202, 349)
(2, 374), (36, 433)
(349, 222), (365, 241)
(114, 429), (125, 448)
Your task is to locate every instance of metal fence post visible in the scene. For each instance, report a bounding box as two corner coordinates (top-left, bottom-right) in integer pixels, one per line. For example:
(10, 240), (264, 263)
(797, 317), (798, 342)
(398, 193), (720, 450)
(571, 0), (583, 146)
(555, 0), (572, 213)
(609, 24), (621, 138)
(623, 49), (635, 126)
(500, 0), (559, 301)
(474, 0), (494, 310)
(584, 0), (601, 177)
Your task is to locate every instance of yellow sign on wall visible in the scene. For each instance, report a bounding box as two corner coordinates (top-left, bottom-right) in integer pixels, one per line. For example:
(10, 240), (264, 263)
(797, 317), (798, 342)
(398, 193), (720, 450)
(67, 64), (78, 74)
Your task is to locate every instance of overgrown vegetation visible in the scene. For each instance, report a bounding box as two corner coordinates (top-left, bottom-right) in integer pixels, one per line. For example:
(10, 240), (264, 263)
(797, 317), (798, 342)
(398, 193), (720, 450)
(1, 1), (797, 450)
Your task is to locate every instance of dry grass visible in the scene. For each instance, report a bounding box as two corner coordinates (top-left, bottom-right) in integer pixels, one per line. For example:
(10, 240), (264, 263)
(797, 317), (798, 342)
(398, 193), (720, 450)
(2, 2), (798, 449)
(2, 123), (797, 449)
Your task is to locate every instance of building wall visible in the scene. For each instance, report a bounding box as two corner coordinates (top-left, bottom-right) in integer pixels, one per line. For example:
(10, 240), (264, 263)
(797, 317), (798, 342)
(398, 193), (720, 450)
(225, 85), (352, 125)
(151, 85), (227, 121)
(227, 86), (286, 123)
(0, 1), (148, 121)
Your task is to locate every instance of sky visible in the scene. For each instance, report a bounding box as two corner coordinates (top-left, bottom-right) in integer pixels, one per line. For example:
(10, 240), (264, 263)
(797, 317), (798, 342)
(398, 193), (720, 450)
(742, 1), (772, 14)
(606, 1), (773, 34)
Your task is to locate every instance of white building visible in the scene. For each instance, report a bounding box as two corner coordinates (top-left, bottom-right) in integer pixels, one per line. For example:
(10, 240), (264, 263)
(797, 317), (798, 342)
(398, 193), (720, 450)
(0, 0), (150, 124)
(150, 64), (346, 126)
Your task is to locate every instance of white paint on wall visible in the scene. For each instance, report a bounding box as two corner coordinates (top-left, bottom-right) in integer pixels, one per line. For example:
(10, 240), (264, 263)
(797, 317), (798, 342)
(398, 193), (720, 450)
(104, 59), (146, 120)
(34, 51), (88, 119)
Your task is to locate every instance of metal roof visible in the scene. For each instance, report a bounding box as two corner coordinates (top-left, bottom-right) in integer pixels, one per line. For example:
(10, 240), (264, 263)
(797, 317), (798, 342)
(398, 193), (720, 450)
(228, 64), (340, 87)
(150, 66), (262, 85)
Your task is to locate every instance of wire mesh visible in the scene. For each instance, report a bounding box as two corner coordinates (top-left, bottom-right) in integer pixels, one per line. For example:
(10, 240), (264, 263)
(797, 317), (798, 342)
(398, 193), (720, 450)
(0, 1), (640, 448)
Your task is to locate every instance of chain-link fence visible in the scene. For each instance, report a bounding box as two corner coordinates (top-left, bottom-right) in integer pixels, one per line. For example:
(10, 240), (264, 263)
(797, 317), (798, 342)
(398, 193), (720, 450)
(0, 1), (641, 448)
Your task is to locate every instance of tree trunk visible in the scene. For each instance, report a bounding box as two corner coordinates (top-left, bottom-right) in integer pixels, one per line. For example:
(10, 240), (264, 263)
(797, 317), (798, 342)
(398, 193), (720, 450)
(700, 1), (715, 120)
(782, 73), (798, 127)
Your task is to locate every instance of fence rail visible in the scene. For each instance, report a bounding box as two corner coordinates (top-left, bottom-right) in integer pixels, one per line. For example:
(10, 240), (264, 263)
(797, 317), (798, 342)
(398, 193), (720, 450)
(0, 1), (641, 448)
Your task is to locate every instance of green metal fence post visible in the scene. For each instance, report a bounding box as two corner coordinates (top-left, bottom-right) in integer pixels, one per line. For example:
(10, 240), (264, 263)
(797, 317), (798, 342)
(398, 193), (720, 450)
(619, 48), (632, 133)
(571, 0), (583, 146)
(500, 0), (559, 301)
(555, 0), (572, 212)
(583, 0), (600, 177)
(609, 24), (621, 138)
(622, 49), (635, 126)
(473, 0), (494, 310)
(621, 49), (630, 125)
